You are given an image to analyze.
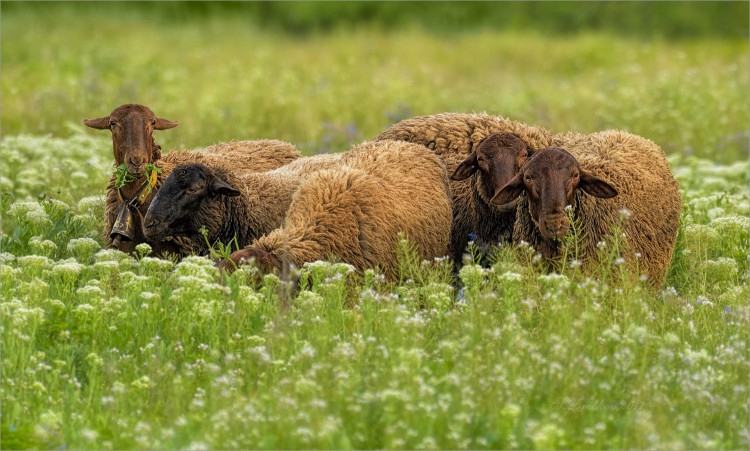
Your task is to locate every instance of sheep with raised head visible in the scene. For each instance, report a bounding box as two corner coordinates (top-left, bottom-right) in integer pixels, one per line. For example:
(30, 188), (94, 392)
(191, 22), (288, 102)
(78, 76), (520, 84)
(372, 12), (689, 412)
(375, 113), (552, 263)
(143, 140), (453, 277)
(84, 104), (301, 255)
(490, 130), (681, 287)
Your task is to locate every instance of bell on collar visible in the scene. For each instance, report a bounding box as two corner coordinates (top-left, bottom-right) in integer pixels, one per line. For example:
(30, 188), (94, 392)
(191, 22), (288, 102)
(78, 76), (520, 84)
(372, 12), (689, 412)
(110, 203), (136, 242)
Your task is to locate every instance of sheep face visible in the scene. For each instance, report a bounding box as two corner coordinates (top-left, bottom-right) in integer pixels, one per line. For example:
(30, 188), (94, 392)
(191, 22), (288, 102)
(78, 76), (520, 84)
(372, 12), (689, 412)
(83, 104), (179, 175)
(142, 163), (240, 242)
(490, 147), (618, 240)
(450, 132), (531, 204)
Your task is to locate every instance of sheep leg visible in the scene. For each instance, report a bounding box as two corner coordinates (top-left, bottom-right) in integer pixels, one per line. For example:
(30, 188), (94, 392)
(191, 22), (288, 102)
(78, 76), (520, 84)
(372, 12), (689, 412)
(220, 246), (282, 274)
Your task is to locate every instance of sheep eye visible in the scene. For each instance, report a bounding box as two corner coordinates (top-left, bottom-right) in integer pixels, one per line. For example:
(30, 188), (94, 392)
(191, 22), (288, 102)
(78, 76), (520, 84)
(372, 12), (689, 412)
(151, 120), (157, 126)
(109, 120), (117, 128)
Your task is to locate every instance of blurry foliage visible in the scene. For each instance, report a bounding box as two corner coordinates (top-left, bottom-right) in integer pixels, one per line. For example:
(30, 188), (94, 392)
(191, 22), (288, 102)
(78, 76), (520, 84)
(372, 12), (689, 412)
(3, 1), (748, 39)
(2, 6), (748, 162)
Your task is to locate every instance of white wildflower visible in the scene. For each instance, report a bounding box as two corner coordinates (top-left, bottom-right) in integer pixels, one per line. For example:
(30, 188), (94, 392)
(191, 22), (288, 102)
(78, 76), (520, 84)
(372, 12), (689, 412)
(17, 255), (53, 272)
(67, 237), (101, 262)
(139, 256), (174, 274)
(135, 242), (152, 257)
(80, 428), (98, 442)
(52, 261), (84, 280)
(0, 252), (16, 264)
(77, 195), (106, 215)
(131, 375), (152, 389)
(28, 236), (58, 256)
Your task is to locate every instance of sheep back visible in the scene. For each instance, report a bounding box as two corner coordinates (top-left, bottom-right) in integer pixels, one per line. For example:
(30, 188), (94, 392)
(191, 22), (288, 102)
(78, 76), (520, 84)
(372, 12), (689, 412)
(188, 139), (302, 172)
(375, 112), (552, 262)
(249, 140), (453, 277)
(375, 112), (550, 157)
(103, 139), (300, 255)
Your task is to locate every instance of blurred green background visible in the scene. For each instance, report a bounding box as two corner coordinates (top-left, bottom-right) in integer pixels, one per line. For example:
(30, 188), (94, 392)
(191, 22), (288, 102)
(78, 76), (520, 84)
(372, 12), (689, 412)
(4, 1), (748, 38)
(2, 1), (748, 161)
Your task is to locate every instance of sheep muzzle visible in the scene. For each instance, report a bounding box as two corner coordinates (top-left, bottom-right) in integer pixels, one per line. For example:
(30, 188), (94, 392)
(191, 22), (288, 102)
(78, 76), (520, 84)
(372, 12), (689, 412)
(126, 161), (147, 175)
(540, 213), (570, 240)
(142, 216), (170, 242)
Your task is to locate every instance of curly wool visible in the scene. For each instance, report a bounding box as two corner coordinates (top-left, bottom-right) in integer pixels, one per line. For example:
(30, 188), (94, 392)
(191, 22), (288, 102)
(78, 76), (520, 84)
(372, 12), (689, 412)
(375, 112), (552, 262)
(250, 141), (453, 276)
(103, 139), (301, 255)
(161, 140), (453, 277)
(515, 129), (681, 287)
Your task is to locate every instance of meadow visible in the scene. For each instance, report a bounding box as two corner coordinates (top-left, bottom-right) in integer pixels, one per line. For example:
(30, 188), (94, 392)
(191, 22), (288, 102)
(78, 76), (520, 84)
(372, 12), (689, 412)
(1, 4), (749, 450)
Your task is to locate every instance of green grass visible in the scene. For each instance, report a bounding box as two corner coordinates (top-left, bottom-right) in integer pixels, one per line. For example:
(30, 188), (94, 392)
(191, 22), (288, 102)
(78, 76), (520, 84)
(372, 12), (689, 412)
(1, 6), (749, 450)
(1, 6), (748, 162)
(1, 124), (748, 451)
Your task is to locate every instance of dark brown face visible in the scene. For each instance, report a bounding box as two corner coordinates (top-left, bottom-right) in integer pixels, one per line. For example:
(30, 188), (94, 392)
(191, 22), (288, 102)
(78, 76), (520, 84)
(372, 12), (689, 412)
(142, 163), (240, 242)
(490, 147), (618, 240)
(451, 132), (532, 204)
(83, 104), (179, 175)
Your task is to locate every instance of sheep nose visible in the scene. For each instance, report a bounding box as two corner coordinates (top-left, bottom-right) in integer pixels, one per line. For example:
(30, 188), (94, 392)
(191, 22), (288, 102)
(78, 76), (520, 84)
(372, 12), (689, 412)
(143, 218), (159, 230)
(544, 214), (570, 238)
(128, 156), (146, 169)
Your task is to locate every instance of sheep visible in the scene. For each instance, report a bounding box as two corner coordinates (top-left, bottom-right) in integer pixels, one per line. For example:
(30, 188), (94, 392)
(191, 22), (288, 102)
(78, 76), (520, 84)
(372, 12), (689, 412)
(84, 104), (301, 255)
(490, 130), (681, 287)
(142, 140), (453, 277)
(374, 113), (552, 263)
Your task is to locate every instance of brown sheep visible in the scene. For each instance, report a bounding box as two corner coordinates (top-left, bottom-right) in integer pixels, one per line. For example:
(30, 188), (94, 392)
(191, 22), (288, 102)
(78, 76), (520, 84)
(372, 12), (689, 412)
(375, 113), (552, 263)
(143, 140), (453, 278)
(490, 130), (681, 287)
(83, 104), (301, 256)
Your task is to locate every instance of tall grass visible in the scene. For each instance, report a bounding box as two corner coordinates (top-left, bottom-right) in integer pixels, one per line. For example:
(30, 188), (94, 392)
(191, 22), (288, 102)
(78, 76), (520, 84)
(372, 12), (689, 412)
(0, 131), (747, 450)
(4, 2), (748, 38)
(1, 7), (748, 162)
(1, 5), (748, 450)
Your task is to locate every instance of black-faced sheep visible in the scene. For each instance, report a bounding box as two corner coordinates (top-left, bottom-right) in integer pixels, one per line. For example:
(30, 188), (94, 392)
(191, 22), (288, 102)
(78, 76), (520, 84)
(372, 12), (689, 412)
(490, 130), (681, 287)
(142, 140), (453, 277)
(375, 113), (552, 263)
(84, 104), (302, 255)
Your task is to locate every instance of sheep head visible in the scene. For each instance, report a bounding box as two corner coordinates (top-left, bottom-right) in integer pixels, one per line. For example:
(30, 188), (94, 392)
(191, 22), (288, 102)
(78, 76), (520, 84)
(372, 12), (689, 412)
(451, 132), (532, 207)
(142, 163), (240, 242)
(490, 147), (617, 240)
(84, 104), (179, 175)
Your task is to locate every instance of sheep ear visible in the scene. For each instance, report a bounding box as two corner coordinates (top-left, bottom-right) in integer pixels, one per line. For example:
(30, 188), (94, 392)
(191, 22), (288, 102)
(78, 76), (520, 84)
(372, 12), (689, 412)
(83, 116), (110, 130)
(209, 177), (241, 197)
(450, 152), (478, 181)
(513, 135), (528, 156)
(580, 171), (618, 198)
(154, 118), (179, 130)
(490, 172), (525, 206)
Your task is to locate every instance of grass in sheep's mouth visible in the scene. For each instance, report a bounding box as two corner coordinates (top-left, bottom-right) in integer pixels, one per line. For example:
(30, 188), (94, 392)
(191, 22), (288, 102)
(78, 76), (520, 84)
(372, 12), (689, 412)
(113, 164), (136, 189)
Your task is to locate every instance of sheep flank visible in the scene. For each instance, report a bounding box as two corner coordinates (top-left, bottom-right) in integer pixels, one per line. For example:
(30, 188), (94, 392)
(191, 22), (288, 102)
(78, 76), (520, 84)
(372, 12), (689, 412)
(145, 140), (453, 277)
